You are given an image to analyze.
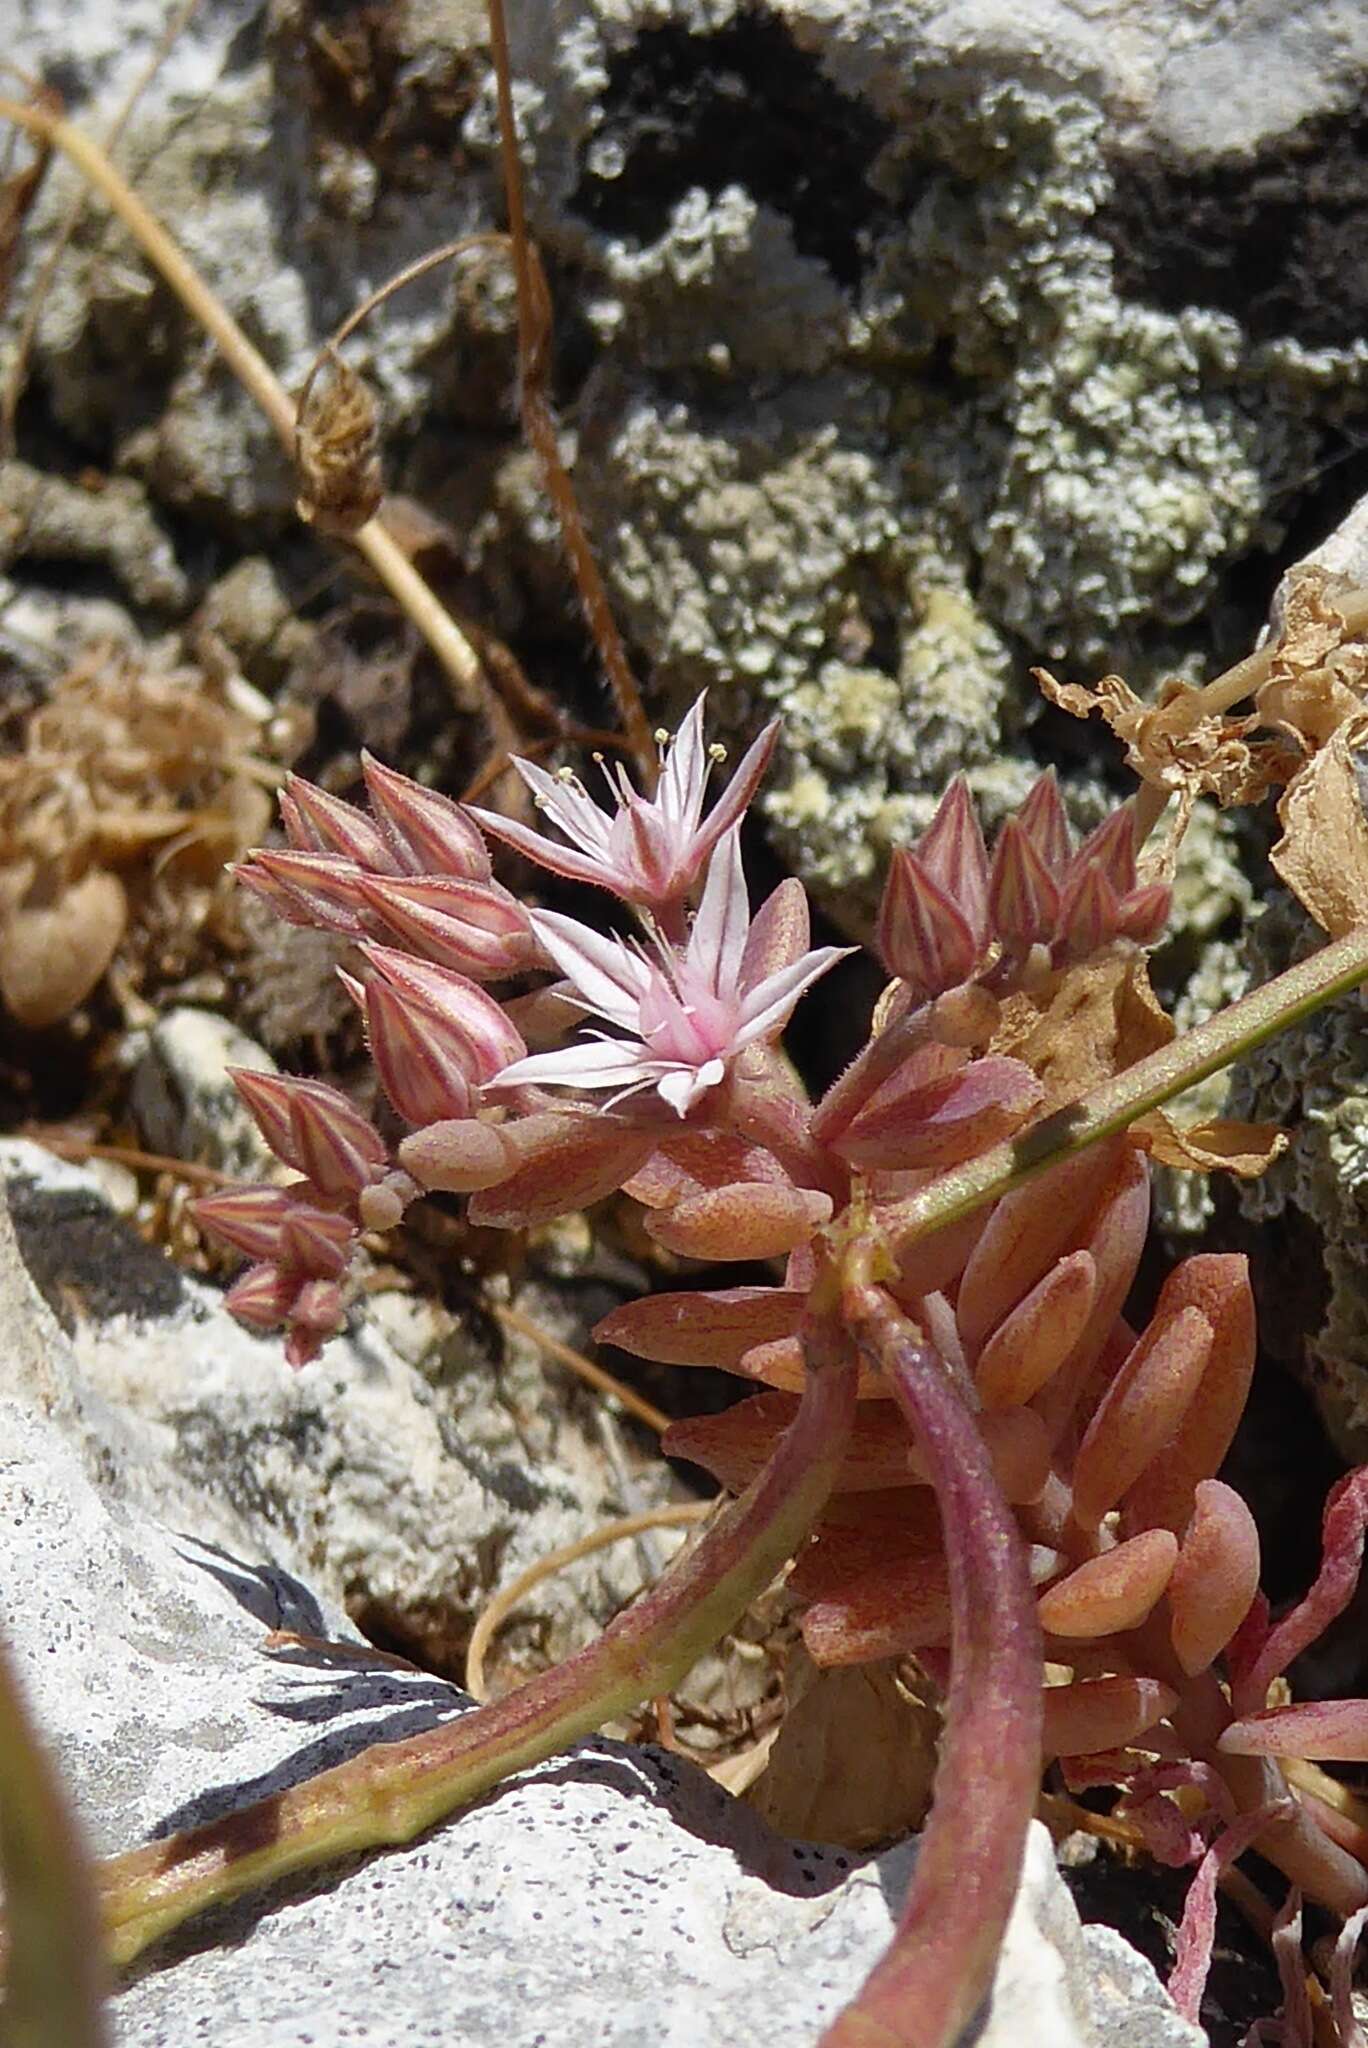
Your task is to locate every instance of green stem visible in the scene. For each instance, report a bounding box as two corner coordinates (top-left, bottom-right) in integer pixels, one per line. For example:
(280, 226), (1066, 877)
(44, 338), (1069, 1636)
(0, 1634), (110, 2046)
(881, 924), (1368, 1252)
(93, 1320), (857, 1966)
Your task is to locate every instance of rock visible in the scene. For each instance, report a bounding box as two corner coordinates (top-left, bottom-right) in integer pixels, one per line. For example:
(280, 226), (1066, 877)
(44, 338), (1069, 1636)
(0, 1138), (675, 1682)
(5, 0), (1366, 936)
(0, 459), (188, 610)
(0, 1210), (1201, 2046)
(129, 1006), (282, 1175)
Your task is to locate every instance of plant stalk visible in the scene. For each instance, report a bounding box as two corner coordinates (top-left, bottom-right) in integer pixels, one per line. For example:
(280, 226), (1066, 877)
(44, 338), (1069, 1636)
(821, 1283), (1042, 2048)
(91, 1320), (857, 1966)
(0, 95), (486, 715)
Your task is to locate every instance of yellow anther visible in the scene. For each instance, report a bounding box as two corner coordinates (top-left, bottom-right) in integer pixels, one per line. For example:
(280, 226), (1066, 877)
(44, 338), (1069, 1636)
(654, 728), (670, 746)
(708, 742), (727, 764)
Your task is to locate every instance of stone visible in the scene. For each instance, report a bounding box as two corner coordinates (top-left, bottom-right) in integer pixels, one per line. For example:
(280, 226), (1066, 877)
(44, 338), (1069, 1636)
(6, 0), (1366, 938)
(0, 1201), (1201, 2046)
(0, 1137), (676, 1683)
(129, 1006), (282, 1176)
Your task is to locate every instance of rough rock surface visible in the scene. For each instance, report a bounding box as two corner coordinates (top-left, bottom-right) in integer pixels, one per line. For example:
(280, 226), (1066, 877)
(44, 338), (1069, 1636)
(0, 1136), (674, 1681)
(6, 0), (1366, 926)
(0, 1188), (1202, 2046)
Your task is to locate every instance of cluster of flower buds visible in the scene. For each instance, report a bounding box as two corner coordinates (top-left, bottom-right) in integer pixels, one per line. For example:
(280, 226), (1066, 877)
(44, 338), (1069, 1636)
(194, 1070), (392, 1366)
(236, 754), (538, 981)
(877, 770), (1172, 1004)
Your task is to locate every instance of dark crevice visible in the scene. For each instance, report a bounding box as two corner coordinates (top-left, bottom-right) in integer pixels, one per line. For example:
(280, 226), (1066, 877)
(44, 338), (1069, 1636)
(571, 12), (895, 288)
(1101, 104), (1368, 350)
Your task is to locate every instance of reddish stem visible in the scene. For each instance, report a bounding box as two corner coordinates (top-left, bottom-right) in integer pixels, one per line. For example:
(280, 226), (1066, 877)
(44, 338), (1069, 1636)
(823, 1284), (1042, 2048)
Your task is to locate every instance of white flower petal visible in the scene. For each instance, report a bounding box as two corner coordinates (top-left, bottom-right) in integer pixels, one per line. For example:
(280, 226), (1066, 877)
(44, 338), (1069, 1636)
(512, 759), (615, 859)
(495, 1039), (658, 1091)
(656, 1056), (724, 1116)
(467, 807), (624, 891)
(734, 945), (855, 1050)
(528, 910), (651, 1028)
(688, 827), (750, 995)
(658, 693), (709, 833)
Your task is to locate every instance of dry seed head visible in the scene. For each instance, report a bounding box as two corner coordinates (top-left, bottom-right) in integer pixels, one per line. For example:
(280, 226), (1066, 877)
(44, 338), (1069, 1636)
(295, 351), (384, 537)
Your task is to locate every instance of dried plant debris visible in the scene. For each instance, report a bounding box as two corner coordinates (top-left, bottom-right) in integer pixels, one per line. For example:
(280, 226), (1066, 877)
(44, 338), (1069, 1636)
(0, 644), (280, 1027)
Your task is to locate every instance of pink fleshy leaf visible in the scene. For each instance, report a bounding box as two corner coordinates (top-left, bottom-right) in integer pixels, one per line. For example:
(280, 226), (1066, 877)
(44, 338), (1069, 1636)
(1071, 1303), (1213, 1530)
(832, 1054), (1043, 1172)
(974, 1250), (1096, 1409)
(1037, 1528), (1179, 1640)
(465, 1115), (656, 1228)
(1040, 1676), (1177, 1761)
(644, 1184), (832, 1262)
(1221, 1700), (1368, 1762)
(1168, 1480), (1261, 1677)
(594, 1287), (806, 1369)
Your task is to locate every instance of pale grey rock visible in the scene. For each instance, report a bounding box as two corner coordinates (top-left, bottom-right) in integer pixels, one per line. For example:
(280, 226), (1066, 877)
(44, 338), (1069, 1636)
(0, 460), (188, 610)
(0, 1266), (1195, 2048)
(1083, 1928), (1206, 2048)
(129, 1007), (281, 1176)
(8, 0), (1368, 932)
(0, 1138), (673, 1680)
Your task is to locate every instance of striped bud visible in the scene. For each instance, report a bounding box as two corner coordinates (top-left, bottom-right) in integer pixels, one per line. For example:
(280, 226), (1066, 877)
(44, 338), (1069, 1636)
(988, 817), (1060, 950)
(877, 850), (982, 998)
(361, 753), (492, 881)
(1015, 769), (1072, 876)
(913, 776), (991, 939)
(357, 873), (535, 979)
(192, 1185), (294, 1262)
(280, 774), (397, 873)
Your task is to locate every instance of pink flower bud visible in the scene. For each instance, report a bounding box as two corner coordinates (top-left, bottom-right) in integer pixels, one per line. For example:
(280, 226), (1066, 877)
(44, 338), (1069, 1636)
(357, 873), (536, 978)
(1117, 881), (1172, 946)
(192, 1185), (294, 1262)
(358, 946), (526, 1078)
(1054, 860), (1122, 964)
(241, 850), (372, 937)
(361, 753), (493, 881)
(1015, 769), (1071, 876)
(223, 1261), (297, 1329)
(281, 774), (398, 873)
(285, 1278), (346, 1367)
(913, 777), (991, 939)
(280, 1078), (388, 1198)
(876, 849), (982, 997)
(278, 1204), (356, 1278)
(1072, 804), (1138, 897)
(988, 817), (1060, 950)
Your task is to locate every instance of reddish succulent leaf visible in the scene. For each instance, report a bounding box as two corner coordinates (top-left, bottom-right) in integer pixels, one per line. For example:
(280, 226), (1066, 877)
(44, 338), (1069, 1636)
(1119, 1255), (1257, 1538)
(956, 1138), (1127, 1355)
(728, 1335), (887, 1399)
(644, 1183), (833, 1261)
(802, 1552), (952, 1666)
(395, 1118), (522, 1193)
(467, 1116), (655, 1227)
(1168, 1480), (1261, 1677)
(974, 1250), (1096, 1408)
(1041, 1676), (1177, 1759)
(832, 1055), (1043, 1172)
(1221, 1700), (1368, 1762)
(593, 1287), (806, 1368)
(1032, 1146), (1152, 1448)
(886, 1205), (989, 1304)
(665, 1394), (1049, 1501)
(1038, 1529), (1178, 1638)
(622, 1128), (789, 1208)
(1072, 1306), (1213, 1530)
(791, 1490), (945, 1604)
